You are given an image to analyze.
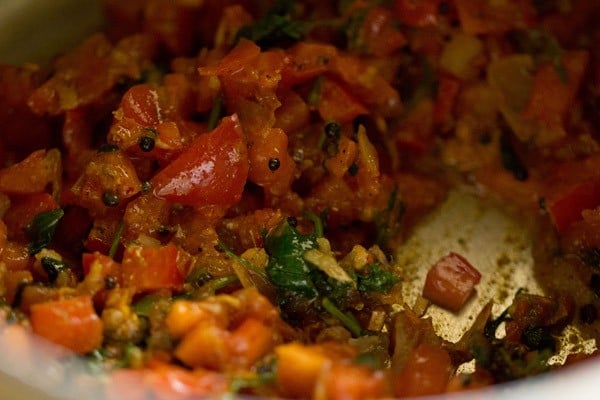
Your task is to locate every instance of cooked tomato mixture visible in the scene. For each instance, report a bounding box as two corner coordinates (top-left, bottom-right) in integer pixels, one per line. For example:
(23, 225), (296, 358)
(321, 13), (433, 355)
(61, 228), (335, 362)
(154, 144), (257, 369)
(2, 0), (600, 398)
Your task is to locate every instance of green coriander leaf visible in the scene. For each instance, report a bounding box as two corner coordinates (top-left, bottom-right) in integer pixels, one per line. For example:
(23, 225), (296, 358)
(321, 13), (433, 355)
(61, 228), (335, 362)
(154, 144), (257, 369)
(357, 263), (399, 293)
(265, 218), (319, 299)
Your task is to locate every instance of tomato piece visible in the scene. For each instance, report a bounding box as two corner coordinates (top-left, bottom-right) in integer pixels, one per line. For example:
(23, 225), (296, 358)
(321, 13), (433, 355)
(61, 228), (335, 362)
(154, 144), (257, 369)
(323, 364), (389, 400)
(30, 295), (103, 354)
(523, 50), (589, 140)
(316, 78), (368, 124)
(82, 251), (121, 277)
(152, 114), (249, 206)
(0, 149), (61, 196)
(198, 38), (260, 77)
(228, 318), (276, 368)
(121, 84), (163, 127)
(547, 176), (600, 232)
(423, 252), (481, 312)
(395, 0), (441, 27)
(174, 320), (231, 370)
(275, 343), (330, 398)
(394, 343), (452, 397)
(3, 193), (59, 241)
(121, 242), (186, 292)
(0, 241), (32, 271)
(69, 150), (141, 213)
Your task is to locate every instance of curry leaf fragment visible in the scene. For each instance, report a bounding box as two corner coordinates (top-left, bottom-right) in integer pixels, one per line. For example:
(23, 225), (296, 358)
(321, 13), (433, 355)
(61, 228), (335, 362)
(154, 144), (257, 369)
(25, 209), (64, 255)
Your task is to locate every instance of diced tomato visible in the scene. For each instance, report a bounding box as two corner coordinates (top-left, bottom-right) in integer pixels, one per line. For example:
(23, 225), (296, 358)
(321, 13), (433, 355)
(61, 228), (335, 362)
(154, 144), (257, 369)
(544, 155), (600, 232)
(323, 364), (389, 400)
(121, 84), (163, 127)
(316, 78), (368, 124)
(82, 251), (121, 278)
(423, 252), (481, 312)
(3, 193), (59, 241)
(174, 320), (231, 370)
(281, 43), (335, 88)
(247, 127), (295, 196)
(394, 343), (452, 397)
(147, 363), (228, 399)
(0, 149), (61, 196)
(152, 114), (249, 206)
(30, 295), (103, 354)
(121, 242), (186, 292)
(275, 343), (330, 398)
(228, 318), (276, 368)
(395, 0), (441, 27)
(523, 50), (590, 135)
(547, 176), (600, 232)
(69, 150), (141, 213)
(0, 241), (32, 271)
(198, 38), (260, 77)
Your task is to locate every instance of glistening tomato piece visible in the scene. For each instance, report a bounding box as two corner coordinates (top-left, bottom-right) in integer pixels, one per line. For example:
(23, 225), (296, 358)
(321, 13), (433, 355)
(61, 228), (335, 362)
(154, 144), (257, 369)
(423, 252), (481, 312)
(30, 295), (103, 355)
(121, 242), (186, 293)
(151, 114), (248, 206)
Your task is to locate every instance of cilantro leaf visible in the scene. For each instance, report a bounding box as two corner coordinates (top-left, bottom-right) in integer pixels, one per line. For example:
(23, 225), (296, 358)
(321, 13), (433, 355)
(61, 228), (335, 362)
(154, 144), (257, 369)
(25, 209), (64, 255)
(265, 218), (319, 299)
(357, 263), (400, 293)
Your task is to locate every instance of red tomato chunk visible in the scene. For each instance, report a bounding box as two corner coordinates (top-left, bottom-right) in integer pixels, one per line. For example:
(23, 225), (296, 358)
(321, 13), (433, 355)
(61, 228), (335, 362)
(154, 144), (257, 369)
(423, 252), (482, 312)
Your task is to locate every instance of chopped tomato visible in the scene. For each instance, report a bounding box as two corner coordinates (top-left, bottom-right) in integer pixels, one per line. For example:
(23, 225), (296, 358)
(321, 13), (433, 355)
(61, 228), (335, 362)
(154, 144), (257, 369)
(0, 241), (31, 271)
(395, 0), (441, 27)
(3, 193), (59, 241)
(30, 295), (103, 354)
(423, 252), (481, 312)
(121, 84), (163, 127)
(174, 320), (231, 370)
(69, 150), (141, 213)
(198, 38), (260, 77)
(152, 114), (248, 206)
(228, 318), (276, 368)
(121, 242), (187, 292)
(316, 78), (368, 124)
(523, 50), (590, 143)
(275, 343), (330, 398)
(0, 149), (61, 196)
(323, 364), (389, 400)
(394, 343), (452, 397)
(82, 251), (121, 278)
(547, 176), (600, 232)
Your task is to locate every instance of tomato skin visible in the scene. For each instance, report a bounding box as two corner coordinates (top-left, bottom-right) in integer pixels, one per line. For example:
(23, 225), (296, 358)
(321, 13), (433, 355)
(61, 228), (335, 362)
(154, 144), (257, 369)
(121, 84), (162, 127)
(394, 343), (452, 397)
(422, 252), (481, 312)
(3, 193), (59, 241)
(30, 295), (103, 355)
(121, 242), (187, 292)
(152, 114), (248, 206)
(0, 149), (60, 196)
